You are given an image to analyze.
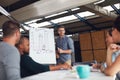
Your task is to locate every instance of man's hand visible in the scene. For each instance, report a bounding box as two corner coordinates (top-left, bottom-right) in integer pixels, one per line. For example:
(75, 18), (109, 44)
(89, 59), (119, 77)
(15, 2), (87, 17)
(50, 63), (71, 71)
(108, 44), (120, 54)
(60, 63), (72, 70)
(92, 63), (101, 69)
(56, 53), (59, 59)
(106, 44), (120, 67)
(58, 48), (64, 53)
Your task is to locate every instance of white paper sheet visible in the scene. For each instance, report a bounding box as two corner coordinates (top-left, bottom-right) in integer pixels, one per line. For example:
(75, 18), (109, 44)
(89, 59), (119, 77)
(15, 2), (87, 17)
(29, 28), (56, 64)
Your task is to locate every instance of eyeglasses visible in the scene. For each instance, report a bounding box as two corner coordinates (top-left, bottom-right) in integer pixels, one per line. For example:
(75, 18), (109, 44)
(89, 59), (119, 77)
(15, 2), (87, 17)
(58, 30), (65, 32)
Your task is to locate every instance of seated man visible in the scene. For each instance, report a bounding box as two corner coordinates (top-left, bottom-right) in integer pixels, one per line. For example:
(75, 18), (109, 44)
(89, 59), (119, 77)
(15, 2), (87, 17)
(16, 36), (71, 78)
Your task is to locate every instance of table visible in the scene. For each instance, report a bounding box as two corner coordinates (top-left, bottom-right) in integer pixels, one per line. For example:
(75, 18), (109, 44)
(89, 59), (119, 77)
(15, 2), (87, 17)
(21, 70), (115, 80)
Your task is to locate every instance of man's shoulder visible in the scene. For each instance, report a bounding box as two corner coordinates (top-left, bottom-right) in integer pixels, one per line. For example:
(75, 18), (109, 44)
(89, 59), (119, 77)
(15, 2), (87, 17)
(0, 41), (7, 45)
(0, 42), (11, 47)
(0, 42), (18, 53)
(65, 36), (73, 41)
(21, 54), (32, 61)
(0, 42), (11, 49)
(56, 37), (60, 41)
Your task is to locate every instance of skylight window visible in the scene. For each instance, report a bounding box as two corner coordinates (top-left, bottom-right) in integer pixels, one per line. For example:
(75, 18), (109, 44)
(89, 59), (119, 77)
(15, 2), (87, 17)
(28, 23), (38, 28)
(0, 29), (2, 37)
(0, 34), (3, 37)
(94, 0), (105, 5)
(0, 29), (2, 32)
(115, 3), (120, 9)
(22, 24), (30, 30)
(103, 3), (120, 12)
(51, 15), (77, 23)
(77, 11), (95, 17)
(29, 22), (51, 28)
(37, 22), (51, 27)
(45, 11), (68, 18)
(20, 28), (24, 32)
(25, 18), (42, 24)
(67, 34), (72, 37)
(103, 6), (113, 12)
(71, 7), (80, 11)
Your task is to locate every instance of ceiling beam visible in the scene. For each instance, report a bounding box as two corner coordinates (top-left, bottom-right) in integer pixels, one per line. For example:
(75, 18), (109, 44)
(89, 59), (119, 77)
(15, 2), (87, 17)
(81, 4), (118, 21)
(63, 17), (112, 29)
(65, 22), (111, 31)
(73, 14), (98, 30)
(68, 26), (112, 34)
(98, 0), (120, 7)
(36, 8), (86, 23)
(111, 5), (120, 15)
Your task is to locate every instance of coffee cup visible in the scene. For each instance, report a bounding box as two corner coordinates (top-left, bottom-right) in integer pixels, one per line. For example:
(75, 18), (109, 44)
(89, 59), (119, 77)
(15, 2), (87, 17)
(76, 65), (90, 79)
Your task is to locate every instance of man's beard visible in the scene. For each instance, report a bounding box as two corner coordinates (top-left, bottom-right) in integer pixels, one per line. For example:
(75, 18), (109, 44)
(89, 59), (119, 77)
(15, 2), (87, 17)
(23, 51), (29, 55)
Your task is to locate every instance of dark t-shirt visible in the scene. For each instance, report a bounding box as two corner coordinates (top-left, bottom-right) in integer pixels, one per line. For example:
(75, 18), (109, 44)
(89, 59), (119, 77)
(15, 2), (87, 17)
(20, 54), (50, 78)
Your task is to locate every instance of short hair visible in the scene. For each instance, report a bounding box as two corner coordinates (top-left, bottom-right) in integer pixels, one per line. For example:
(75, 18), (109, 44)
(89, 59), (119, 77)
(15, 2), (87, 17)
(108, 29), (112, 36)
(15, 36), (27, 48)
(57, 26), (65, 31)
(113, 16), (120, 32)
(2, 20), (20, 37)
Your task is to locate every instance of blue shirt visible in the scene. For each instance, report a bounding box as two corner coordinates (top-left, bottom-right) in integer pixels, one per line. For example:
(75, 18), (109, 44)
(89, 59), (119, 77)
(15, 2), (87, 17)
(112, 50), (120, 79)
(102, 50), (120, 80)
(103, 50), (120, 68)
(112, 50), (120, 62)
(56, 36), (74, 64)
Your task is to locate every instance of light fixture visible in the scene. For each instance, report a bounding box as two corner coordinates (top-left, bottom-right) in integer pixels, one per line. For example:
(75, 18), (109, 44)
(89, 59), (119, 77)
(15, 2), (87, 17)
(94, 0), (105, 5)
(0, 6), (10, 16)
(77, 11), (95, 17)
(71, 7), (80, 11)
(51, 15), (77, 23)
(45, 11), (68, 18)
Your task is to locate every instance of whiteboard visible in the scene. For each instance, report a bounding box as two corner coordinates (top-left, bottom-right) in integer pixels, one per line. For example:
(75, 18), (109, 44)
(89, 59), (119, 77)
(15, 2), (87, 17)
(29, 28), (56, 64)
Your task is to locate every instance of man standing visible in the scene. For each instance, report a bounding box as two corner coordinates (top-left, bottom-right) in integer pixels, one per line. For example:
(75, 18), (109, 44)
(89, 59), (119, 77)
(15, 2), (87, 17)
(56, 26), (74, 65)
(0, 20), (21, 80)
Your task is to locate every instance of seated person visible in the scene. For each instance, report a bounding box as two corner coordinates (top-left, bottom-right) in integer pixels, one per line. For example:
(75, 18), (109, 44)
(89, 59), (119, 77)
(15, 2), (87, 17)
(93, 16), (120, 80)
(92, 29), (120, 70)
(103, 16), (120, 79)
(15, 36), (71, 78)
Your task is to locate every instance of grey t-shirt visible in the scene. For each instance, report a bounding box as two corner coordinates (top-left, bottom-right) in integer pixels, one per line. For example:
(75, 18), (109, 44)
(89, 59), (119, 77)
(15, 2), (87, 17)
(0, 42), (21, 80)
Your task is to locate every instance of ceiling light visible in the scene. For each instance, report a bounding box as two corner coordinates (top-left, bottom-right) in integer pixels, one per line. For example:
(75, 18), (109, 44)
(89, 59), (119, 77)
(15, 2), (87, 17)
(25, 18), (42, 24)
(94, 0), (105, 5)
(77, 11), (95, 17)
(71, 7), (80, 11)
(45, 11), (68, 18)
(0, 6), (10, 16)
(51, 15), (77, 23)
